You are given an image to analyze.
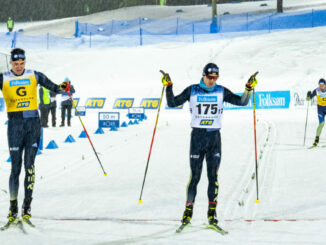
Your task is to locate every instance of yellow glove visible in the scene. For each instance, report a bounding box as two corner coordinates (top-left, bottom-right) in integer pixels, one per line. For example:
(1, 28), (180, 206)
(246, 72), (258, 91)
(160, 70), (172, 86)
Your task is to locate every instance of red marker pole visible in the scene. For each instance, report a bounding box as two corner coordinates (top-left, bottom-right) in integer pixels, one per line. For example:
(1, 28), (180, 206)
(68, 91), (107, 176)
(138, 73), (166, 204)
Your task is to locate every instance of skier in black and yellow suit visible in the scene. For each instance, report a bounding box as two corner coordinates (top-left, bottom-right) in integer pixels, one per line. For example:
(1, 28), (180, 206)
(0, 48), (69, 229)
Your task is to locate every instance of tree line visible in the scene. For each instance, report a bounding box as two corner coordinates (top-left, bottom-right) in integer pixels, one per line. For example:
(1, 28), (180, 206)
(0, 0), (260, 22)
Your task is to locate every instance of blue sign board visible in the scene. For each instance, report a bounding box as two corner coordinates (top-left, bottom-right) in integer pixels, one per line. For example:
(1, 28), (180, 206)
(128, 107), (145, 119)
(98, 112), (120, 128)
(224, 91), (291, 110)
(75, 106), (86, 116)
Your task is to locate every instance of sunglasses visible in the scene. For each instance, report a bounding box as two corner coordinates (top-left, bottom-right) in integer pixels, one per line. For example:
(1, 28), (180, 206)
(11, 53), (26, 61)
(206, 75), (218, 81)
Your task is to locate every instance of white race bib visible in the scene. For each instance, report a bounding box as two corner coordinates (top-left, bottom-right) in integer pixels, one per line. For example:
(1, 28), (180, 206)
(189, 85), (224, 129)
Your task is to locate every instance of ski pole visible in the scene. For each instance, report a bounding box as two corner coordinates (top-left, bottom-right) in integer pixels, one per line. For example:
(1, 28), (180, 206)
(303, 99), (310, 146)
(253, 88), (259, 203)
(249, 71), (259, 204)
(138, 71), (166, 204)
(68, 91), (107, 176)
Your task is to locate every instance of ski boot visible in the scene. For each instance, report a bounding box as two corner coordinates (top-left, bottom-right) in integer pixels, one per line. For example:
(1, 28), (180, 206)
(1, 200), (18, 230)
(22, 198), (35, 227)
(176, 203), (193, 233)
(313, 136), (319, 147)
(207, 202), (218, 226)
(206, 202), (228, 235)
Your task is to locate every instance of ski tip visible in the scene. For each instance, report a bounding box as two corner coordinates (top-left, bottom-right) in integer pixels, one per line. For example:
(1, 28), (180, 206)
(255, 199), (260, 204)
(138, 199), (143, 204)
(159, 70), (165, 75)
(103, 172), (108, 176)
(253, 71), (259, 77)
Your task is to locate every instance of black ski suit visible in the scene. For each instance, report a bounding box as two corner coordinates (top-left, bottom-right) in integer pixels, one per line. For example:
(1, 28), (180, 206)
(166, 82), (251, 204)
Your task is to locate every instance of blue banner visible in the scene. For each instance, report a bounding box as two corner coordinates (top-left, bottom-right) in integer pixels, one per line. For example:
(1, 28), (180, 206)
(85, 98), (106, 109)
(139, 98), (160, 109)
(113, 98), (134, 109)
(224, 91), (290, 110)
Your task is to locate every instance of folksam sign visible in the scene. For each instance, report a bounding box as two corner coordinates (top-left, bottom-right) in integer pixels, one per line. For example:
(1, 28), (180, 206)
(224, 91), (291, 110)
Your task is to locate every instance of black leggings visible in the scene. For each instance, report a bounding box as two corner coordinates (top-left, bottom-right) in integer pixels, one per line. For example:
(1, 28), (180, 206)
(8, 118), (41, 200)
(186, 128), (221, 203)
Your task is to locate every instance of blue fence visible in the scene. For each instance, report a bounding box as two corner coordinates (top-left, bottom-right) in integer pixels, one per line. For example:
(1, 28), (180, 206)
(0, 9), (325, 50)
(75, 9), (326, 36)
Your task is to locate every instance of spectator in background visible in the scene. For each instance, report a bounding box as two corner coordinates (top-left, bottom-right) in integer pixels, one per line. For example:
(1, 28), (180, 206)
(39, 86), (51, 128)
(60, 77), (75, 127)
(49, 91), (57, 127)
(7, 17), (14, 32)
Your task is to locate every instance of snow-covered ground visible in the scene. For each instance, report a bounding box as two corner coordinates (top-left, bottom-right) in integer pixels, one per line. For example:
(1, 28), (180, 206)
(1, 0), (326, 37)
(1, 1), (326, 244)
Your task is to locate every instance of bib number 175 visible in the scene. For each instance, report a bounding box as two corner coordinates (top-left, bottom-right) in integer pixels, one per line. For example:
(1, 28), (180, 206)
(196, 104), (222, 115)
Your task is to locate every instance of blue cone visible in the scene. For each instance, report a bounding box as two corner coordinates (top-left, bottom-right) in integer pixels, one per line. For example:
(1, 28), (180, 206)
(37, 149), (42, 155)
(46, 140), (58, 149)
(79, 131), (87, 138)
(95, 128), (104, 134)
(133, 119), (139, 124)
(121, 122), (128, 127)
(128, 120), (134, 125)
(6, 156), (11, 162)
(144, 115), (148, 120)
(110, 125), (118, 131)
(4, 120), (8, 125)
(65, 134), (76, 143)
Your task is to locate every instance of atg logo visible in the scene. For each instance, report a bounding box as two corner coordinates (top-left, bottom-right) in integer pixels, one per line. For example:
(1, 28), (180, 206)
(85, 98), (106, 109)
(113, 98), (134, 109)
(140, 98), (160, 109)
(200, 120), (214, 125)
(17, 101), (30, 108)
(10, 79), (31, 87)
(72, 98), (80, 107)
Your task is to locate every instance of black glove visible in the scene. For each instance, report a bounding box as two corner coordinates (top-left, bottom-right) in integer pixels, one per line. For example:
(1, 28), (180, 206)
(60, 81), (71, 92)
(306, 91), (312, 101)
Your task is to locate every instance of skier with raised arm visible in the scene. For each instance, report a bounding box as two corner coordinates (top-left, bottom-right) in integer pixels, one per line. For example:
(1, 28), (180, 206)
(162, 63), (258, 233)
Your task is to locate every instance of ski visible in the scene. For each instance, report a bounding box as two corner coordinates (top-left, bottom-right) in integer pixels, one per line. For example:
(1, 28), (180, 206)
(205, 223), (228, 235)
(308, 145), (326, 149)
(16, 220), (28, 234)
(0, 221), (16, 231)
(22, 216), (35, 228)
(176, 223), (190, 233)
(0, 218), (26, 232)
